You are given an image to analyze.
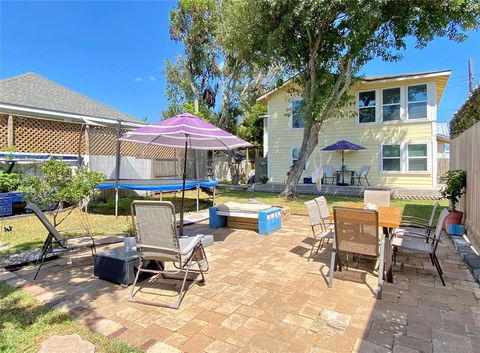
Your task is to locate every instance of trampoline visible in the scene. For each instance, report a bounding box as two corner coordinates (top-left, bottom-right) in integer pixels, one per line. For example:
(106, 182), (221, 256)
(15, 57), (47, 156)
(96, 179), (219, 211)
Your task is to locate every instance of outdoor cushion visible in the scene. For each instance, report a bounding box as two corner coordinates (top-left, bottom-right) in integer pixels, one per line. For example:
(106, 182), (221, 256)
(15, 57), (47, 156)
(391, 237), (432, 253)
(217, 202), (271, 213)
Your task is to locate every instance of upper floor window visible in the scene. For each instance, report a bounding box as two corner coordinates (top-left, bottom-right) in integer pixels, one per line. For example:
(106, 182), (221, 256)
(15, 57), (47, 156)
(407, 84), (427, 119)
(407, 144), (428, 171)
(381, 144), (401, 171)
(358, 91), (376, 123)
(382, 88), (400, 121)
(291, 99), (305, 128)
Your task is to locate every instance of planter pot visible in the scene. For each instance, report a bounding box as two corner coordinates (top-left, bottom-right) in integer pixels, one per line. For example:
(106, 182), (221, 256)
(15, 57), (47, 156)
(444, 211), (464, 231)
(124, 236), (137, 253)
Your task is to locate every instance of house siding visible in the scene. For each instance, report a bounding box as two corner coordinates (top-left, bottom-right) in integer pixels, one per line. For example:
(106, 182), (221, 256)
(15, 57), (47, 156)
(265, 79), (438, 188)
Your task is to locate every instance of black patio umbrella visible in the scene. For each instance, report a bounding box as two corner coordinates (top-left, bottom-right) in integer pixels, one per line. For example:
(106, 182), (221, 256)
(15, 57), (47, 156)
(322, 140), (366, 185)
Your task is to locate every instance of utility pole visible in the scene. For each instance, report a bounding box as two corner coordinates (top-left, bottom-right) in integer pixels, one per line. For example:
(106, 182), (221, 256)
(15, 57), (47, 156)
(468, 58), (474, 95)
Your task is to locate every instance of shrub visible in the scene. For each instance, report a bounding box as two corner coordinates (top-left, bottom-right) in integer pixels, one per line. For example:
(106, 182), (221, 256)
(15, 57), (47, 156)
(260, 175), (269, 184)
(0, 171), (22, 193)
(439, 169), (466, 212)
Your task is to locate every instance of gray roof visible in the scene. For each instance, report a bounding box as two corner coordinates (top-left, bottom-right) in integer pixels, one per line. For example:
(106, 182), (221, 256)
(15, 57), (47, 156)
(362, 70), (451, 82)
(0, 72), (142, 123)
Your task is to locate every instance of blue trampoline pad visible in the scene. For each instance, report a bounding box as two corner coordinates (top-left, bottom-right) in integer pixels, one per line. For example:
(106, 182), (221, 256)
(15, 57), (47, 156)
(96, 179), (218, 192)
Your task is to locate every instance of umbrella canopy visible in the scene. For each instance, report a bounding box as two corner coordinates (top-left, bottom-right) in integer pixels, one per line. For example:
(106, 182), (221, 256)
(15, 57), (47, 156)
(119, 112), (252, 235)
(119, 112), (250, 150)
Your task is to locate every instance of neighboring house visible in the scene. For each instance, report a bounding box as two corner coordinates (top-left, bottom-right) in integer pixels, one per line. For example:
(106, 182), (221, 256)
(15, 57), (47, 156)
(258, 70), (451, 189)
(0, 72), (175, 179)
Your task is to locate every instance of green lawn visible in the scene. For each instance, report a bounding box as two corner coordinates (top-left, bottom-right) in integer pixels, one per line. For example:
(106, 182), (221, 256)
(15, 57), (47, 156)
(0, 189), (446, 255)
(0, 282), (141, 353)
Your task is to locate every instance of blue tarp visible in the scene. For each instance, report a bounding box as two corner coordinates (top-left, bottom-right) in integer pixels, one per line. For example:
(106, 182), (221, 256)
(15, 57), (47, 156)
(96, 179), (218, 192)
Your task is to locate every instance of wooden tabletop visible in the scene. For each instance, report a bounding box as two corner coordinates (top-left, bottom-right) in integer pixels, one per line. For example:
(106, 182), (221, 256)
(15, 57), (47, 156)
(333, 204), (402, 229)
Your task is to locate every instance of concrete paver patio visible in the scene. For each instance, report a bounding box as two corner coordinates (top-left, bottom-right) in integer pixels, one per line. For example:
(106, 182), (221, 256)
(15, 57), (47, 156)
(2, 215), (480, 353)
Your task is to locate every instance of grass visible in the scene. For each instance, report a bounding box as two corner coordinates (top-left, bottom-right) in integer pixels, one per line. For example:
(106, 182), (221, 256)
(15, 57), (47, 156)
(0, 189), (447, 255)
(0, 282), (141, 353)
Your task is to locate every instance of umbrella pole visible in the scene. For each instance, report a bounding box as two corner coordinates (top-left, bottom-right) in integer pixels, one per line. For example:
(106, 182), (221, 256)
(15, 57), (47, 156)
(179, 138), (188, 236)
(342, 150), (345, 184)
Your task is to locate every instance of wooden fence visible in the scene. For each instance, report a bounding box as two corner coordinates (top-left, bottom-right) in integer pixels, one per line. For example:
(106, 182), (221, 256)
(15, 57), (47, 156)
(450, 122), (480, 248)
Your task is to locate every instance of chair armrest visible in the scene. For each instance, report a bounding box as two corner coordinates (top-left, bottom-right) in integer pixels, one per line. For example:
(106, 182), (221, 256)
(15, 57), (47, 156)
(136, 244), (179, 256)
(399, 222), (434, 230)
(401, 215), (429, 224)
(393, 230), (441, 242)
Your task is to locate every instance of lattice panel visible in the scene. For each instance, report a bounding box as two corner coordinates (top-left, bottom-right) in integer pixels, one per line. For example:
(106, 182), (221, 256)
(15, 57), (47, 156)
(14, 116), (86, 154)
(88, 126), (177, 158)
(0, 115), (8, 149)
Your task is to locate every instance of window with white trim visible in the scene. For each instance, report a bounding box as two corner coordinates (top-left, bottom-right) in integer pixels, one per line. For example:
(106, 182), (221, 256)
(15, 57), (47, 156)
(407, 144), (428, 171)
(358, 90), (376, 123)
(291, 99), (305, 128)
(291, 147), (306, 170)
(382, 87), (400, 121)
(382, 144), (401, 171)
(407, 84), (427, 119)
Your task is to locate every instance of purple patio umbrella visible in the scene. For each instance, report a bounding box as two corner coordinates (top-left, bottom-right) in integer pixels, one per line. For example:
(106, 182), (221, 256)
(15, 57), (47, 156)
(321, 140), (366, 185)
(120, 112), (252, 235)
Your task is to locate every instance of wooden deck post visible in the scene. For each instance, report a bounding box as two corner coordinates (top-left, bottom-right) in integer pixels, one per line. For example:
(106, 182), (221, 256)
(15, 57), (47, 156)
(7, 115), (14, 146)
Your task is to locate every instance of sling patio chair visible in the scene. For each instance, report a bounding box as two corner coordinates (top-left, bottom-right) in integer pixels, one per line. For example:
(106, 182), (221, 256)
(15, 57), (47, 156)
(128, 200), (208, 309)
(353, 165), (371, 186)
(398, 202), (440, 241)
(328, 207), (386, 299)
(314, 196), (335, 231)
(304, 200), (334, 260)
(322, 165), (337, 184)
(26, 202), (96, 280)
(391, 208), (450, 286)
(364, 189), (391, 207)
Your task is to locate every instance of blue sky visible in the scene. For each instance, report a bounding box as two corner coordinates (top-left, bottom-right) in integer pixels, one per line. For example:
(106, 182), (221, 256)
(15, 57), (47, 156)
(1, 1), (479, 124)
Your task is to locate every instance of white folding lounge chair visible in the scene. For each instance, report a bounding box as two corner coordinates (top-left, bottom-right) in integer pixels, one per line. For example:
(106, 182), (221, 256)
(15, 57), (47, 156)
(314, 196), (335, 231)
(364, 189), (391, 207)
(305, 200), (334, 260)
(329, 207), (385, 299)
(129, 201), (208, 309)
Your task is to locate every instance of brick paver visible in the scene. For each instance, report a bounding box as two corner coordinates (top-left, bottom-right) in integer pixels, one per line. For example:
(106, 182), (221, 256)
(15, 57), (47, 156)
(2, 215), (479, 352)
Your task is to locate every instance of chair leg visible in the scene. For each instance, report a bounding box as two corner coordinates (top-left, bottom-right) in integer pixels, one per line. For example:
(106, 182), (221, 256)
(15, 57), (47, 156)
(365, 177), (370, 186)
(316, 239), (324, 254)
(34, 235), (52, 280)
(328, 247), (336, 288)
(128, 262), (144, 302)
(429, 253), (435, 266)
(377, 234), (386, 299)
(432, 255), (445, 286)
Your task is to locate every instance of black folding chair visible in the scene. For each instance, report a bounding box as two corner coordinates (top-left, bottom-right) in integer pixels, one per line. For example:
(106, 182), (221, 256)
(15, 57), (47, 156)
(26, 202), (96, 280)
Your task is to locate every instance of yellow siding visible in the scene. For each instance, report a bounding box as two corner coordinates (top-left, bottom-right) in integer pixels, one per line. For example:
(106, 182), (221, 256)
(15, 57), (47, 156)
(266, 81), (437, 188)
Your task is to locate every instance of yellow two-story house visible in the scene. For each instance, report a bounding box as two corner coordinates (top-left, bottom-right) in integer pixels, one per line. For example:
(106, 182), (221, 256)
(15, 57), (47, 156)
(257, 70), (451, 189)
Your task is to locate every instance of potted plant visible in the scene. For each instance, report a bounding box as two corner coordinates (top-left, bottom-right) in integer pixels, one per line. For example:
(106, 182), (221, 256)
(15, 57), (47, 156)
(439, 169), (466, 230)
(260, 175), (269, 184)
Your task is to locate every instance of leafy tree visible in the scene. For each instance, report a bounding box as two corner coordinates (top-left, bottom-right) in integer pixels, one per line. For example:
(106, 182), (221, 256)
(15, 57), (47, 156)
(223, 0), (480, 197)
(166, 0), (278, 184)
(19, 158), (106, 227)
(0, 171), (22, 193)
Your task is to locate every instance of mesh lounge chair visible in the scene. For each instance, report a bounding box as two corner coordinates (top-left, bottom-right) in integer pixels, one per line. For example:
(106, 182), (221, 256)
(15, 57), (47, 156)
(129, 200), (208, 309)
(305, 200), (334, 260)
(26, 202), (96, 280)
(398, 202), (439, 240)
(329, 207), (385, 299)
(364, 190), (391, 207)
(353, 166), (370, 186)
(392, 208), (449, 286)
(314, 196), (334, 231)
(322, 165), (336, 184)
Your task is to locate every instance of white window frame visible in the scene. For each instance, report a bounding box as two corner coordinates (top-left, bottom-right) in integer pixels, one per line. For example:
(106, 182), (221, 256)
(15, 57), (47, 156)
(407, 84), (428, 120)
(381, 86), (402, 123)
(357, 89), (377, 125)
(380, 144), (401, 173)
(290, 99), (305, 129)
(291, 147), (307, 171)
(406, 142), (429, 173)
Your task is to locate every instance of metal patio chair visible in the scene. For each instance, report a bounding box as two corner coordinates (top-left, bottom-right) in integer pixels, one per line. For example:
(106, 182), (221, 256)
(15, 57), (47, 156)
(353, 165), (371, 186)
(364, 189), (391, 207)
(26, 202), (96, 280)
(314, 196), (335, 231)
(328, 207), (385, 299)
(305, 200), (334, 260)
(129, 200), (208, 309)
(392, 208), (449, 286)
(322, 165), (337, 184)
(398, 202), (440, 241)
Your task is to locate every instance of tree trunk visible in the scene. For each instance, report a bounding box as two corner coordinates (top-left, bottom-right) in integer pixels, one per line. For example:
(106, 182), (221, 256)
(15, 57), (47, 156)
(227, 150), (241, 184)
(280, 122), (322, 198)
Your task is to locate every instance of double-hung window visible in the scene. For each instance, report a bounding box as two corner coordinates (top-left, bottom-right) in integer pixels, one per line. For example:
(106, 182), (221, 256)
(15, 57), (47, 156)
(382, 145), (401, 172)
(358, 91), (376, 123)
(407, 144), (428, 172)
(291, 99), (305, 128)
(407, 84), (427, 119)
(291, 147), (306, 170)
(382, 88), (401, 121)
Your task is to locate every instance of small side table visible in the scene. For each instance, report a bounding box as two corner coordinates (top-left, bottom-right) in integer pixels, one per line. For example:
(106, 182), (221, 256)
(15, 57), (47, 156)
(94, 248), (140, 287)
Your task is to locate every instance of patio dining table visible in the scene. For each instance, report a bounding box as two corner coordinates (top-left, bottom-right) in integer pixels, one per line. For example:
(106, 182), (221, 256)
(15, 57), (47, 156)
(332, 204), (402, 283)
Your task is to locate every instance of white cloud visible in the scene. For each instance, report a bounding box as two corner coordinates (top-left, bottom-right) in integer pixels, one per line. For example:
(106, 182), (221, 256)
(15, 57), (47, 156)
(134, 75), (157, 83)
(148, 75), (157, 82)
(134, 76), (143, 82)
